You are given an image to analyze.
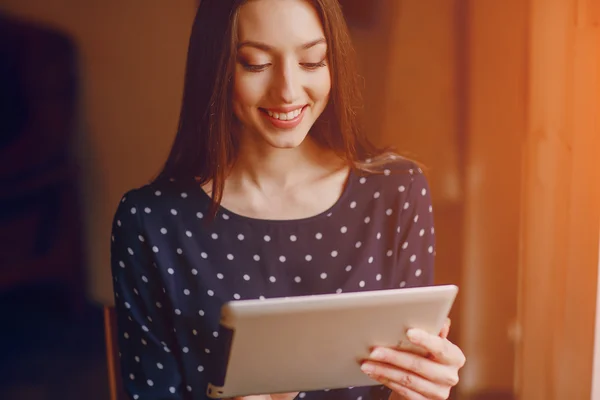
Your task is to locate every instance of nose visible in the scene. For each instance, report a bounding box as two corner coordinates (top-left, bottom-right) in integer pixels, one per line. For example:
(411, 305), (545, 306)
(272, 60), (300, 104)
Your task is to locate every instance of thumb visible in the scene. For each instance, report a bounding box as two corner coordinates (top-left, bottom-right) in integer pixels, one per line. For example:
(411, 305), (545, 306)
(439, 318), (451, 339)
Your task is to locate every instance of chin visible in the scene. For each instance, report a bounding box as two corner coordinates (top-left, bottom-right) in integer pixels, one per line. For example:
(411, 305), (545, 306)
(261, 128), (310, 150)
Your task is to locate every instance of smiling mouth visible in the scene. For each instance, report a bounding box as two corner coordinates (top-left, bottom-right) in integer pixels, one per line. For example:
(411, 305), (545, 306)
(260, 106), (306, 121)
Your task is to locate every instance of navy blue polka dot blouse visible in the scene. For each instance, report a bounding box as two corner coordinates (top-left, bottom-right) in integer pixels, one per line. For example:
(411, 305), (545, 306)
(110, 158), (436, 400)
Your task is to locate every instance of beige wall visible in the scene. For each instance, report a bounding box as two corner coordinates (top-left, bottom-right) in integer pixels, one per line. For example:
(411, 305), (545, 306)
(0, 0), (198, 304)
(458, 1), (527, 396)
(348, 1), (399, 147)
(515, 0), (600, 397)
(594, 230), (600, 400)
(378, 1), (462, 207)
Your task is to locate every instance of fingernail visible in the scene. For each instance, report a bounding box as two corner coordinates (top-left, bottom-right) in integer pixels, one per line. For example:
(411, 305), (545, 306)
(361, 363), (374, 374)
(407, 329), (422, 342)
(370, 348), (384, 360)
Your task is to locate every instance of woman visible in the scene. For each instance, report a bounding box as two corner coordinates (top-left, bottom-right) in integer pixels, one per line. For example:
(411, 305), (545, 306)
(110, 0), (466, 399)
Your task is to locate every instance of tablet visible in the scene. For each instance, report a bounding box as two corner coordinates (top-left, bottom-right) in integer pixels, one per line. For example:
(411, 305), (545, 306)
(206, 284), (458, 399)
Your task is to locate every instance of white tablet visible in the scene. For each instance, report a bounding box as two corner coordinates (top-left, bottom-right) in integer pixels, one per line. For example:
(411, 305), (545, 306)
(206, 284), (458, 399)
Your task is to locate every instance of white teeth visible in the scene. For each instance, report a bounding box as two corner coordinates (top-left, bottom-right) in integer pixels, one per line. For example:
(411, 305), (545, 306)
(266, 107), (303, 120)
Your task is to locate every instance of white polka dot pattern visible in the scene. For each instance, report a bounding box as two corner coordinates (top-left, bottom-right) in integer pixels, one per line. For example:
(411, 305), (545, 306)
(110, 159), (435, 400)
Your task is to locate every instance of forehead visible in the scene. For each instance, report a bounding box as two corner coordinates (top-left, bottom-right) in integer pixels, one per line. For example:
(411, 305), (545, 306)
(237, 0), (325, 45)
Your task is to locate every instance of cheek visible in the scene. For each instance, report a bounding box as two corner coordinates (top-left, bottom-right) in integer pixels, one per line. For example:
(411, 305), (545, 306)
(307, 69), (332, 102)
(232, 72), (266, 112)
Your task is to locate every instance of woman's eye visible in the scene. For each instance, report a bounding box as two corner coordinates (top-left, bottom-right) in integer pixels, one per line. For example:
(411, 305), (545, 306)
(239, 60), (326, 72)
(302, 61), (327, 70)
(241, 62), (270, 72)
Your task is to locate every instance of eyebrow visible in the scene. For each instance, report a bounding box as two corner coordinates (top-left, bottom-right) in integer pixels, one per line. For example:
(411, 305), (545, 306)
(237, 38), (326, 52)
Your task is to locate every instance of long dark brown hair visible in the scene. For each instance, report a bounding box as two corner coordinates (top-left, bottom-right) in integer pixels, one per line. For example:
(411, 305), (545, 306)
(157, 0), (391, 218)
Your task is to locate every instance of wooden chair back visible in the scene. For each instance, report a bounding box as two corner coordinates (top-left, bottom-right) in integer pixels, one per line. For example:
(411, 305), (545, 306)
(104, 305), (128, 400)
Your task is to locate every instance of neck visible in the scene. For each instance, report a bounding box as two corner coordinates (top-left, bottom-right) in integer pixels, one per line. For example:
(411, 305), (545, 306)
(228, 137), (332, 193)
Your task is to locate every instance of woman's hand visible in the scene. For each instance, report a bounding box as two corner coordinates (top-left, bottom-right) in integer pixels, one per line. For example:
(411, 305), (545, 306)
(360, 319), (465, 400)
(232, 392), (299, 400)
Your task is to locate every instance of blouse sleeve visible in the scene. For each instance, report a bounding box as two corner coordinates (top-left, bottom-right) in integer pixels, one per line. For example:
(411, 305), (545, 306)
(110, 191), (186, 400)
(397, 169), (436, 287)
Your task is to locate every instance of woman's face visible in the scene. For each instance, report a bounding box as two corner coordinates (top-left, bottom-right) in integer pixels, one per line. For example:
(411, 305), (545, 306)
(232, 0), (331, 150)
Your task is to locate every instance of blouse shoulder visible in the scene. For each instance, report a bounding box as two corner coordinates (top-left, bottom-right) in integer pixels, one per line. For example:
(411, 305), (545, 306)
(113, 176), (200, 216)
(356, 154), (429, 189)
